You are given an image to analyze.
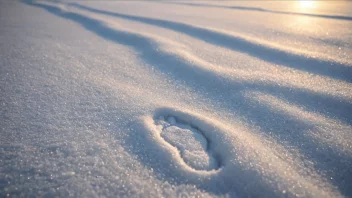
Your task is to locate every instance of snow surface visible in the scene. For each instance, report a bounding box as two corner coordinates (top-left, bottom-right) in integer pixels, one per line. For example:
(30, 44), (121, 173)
(1, 0), (352, 197)
(156, 115), (219, 171)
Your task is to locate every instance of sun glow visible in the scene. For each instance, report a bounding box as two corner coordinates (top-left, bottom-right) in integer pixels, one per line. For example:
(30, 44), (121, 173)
(299, 1), (316, 9)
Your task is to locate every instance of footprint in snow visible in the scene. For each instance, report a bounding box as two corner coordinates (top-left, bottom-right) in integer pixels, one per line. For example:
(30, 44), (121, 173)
(155, 116), (219, 171)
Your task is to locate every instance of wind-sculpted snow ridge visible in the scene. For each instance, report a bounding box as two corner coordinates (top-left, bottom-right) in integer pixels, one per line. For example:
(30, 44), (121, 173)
(2, 0), (352, 197)
(68, 3), (352, 83)
(31, 1), (352, 104)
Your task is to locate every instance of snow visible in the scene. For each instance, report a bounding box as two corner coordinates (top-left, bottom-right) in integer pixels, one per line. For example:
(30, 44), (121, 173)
(156, 115), (218, 171)
(0, 0), (351, 197)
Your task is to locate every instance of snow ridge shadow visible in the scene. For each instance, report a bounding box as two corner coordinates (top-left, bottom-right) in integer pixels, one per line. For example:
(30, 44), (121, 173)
(22, 1), (352, 196)
(69, 3), (352, 83)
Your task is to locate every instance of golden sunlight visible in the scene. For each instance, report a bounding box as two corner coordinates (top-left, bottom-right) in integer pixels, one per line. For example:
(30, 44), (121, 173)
(299, 0), (316, 9)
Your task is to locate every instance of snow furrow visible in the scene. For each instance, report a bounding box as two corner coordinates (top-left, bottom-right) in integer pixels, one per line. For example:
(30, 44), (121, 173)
(69, 3), (352, 83)
(2, 0), (351, 197)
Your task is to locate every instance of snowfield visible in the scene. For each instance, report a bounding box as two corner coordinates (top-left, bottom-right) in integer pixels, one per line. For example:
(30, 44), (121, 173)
(1, 0), (352, 197)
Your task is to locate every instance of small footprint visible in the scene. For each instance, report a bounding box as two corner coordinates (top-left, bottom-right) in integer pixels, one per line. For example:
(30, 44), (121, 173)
(155, 115), (219, 171)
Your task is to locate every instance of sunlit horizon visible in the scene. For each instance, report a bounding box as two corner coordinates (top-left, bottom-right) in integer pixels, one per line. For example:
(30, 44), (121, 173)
(298, 0), (317, 10)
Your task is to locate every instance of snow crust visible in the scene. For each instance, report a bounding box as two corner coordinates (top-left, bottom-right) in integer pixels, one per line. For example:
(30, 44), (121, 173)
(156, 116), (218, 171)
(1, 0), (352, 197)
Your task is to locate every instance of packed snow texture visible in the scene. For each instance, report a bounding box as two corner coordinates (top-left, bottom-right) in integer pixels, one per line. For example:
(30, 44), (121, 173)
(156, 115), (219, 171)
(1, 0), (352, 197)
